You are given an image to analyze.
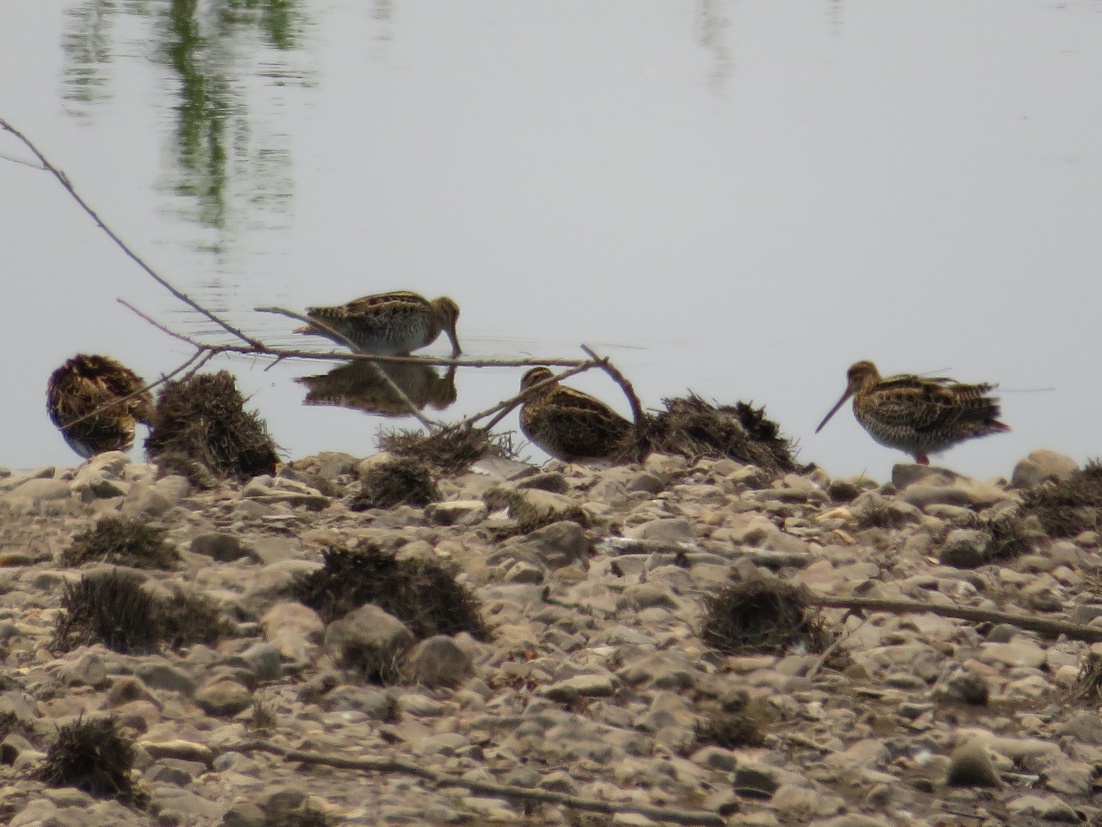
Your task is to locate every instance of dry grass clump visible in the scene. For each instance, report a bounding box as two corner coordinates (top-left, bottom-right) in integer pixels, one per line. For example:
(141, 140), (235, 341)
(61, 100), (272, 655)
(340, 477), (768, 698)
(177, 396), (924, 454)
(51, 570), (230, 654)
(378, 426), (516, 477)
(60, 516), (180, 570)
(293, 544), (490, 640)
(145, 371), (279, 482)
(1020, 460), (1102, 539)
(351, 456), (439, 510)
(701, 575), (832, 656)
(855, 500), (912, 530)
(644, 395), (798, 473)
(34, 716), (146, 805)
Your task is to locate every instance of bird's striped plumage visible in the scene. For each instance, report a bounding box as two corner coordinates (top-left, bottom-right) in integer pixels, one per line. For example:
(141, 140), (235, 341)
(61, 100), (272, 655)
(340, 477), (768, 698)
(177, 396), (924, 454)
(46, 354), (154, 459)
(518, 367), (633, 463)
(816, 360), (1009, 465)
(295, 291), (461, 357)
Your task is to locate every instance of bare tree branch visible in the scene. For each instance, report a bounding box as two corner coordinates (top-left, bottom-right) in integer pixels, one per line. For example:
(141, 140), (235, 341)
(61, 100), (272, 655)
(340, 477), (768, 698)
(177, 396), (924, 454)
(810, 594), (1102, 644)
(229, 740), (725, 827)
(0, 117), (262, 348)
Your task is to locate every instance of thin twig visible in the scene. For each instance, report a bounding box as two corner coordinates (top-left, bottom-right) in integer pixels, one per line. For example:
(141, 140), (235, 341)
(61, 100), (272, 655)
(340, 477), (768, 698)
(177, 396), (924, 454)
(581, 344), (650, 461)
(0, 118), (262, 348)
(809, 594), (1102, 644)
(444, 359), (601, 437)
(230, 740), (725, 827)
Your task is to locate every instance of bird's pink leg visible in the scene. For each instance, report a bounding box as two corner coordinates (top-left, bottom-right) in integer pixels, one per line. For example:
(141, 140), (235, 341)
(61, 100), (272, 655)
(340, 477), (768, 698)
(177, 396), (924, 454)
(916, 454), (930, 465)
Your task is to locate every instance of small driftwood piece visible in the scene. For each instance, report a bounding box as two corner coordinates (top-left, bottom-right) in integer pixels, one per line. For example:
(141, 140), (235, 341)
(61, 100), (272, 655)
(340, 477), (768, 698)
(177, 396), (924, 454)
(231, 740), (726, 827)
(600, 537), (812, 569)
(809, 594), (1102, 644)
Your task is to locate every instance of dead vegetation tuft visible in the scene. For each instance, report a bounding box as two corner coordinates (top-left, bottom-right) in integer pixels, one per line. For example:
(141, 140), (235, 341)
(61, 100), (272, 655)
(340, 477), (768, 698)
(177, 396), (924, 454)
(34, 716), (147, 806)
(378, 426), (517, 476)
(352, 456), (439, 510)
(60, 516), (180, 570)
(643, 395), (798, 473)
(701, 574), (832, 656)
(51, 570), (230, 654)
(145, 371), (279, 482)
(293, 544), (490, 641)
(1020, 460), (1102, 539)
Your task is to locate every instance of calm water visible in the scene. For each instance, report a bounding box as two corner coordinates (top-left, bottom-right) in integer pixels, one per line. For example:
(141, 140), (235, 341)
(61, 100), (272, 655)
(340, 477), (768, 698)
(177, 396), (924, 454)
(2, 1), (1101, 480)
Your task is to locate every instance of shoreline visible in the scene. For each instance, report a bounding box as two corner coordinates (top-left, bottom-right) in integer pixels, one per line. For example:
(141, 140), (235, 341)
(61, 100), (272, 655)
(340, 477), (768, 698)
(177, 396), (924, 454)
(0, 446), (1098, 826)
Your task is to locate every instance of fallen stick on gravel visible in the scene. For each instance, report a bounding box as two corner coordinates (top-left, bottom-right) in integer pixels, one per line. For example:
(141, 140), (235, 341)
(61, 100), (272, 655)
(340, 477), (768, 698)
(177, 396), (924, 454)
(599, 537), (811, 569)
(232, 740), (727, 827)
(809, 595), (1102, 644)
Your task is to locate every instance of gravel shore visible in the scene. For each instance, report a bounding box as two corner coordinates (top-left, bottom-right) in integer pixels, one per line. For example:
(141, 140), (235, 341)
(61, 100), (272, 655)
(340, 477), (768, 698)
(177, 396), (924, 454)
(0, 447), (1099, 827)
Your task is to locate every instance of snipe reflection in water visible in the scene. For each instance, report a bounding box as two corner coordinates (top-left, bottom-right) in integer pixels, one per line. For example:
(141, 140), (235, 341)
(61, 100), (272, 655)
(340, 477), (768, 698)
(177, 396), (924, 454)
(296, 361), (458, 418)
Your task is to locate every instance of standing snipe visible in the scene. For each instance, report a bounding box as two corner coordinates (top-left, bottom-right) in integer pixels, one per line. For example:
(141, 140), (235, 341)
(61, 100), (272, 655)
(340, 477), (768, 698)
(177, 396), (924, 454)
(815, 360), (1010, 465)
(518, 367), (633, 463)
(294, 291), (461, 357)
(46, 354), (155, 459)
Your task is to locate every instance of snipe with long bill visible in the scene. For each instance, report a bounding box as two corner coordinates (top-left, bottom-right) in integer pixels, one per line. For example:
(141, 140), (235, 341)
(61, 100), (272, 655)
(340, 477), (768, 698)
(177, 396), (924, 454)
(815, 360), (1010, 465)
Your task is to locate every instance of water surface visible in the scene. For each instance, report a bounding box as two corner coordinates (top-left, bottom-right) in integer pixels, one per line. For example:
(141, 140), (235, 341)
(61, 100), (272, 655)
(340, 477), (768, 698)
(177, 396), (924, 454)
(2, 0), (1100, 480)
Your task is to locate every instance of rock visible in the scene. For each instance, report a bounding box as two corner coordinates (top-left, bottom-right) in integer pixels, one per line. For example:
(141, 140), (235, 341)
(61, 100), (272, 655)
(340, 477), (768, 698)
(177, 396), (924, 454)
(617, 583), (679, 611)
(978, 640), (1047, 669)
(221, 801), (267, 827)
(624, 518), (694, 543)
(516, 472), (570, 494)
(732, 762), (781, 799)
(538, 673), (618, 702)
(137, 662), (198, 695)
(195, 678), (253, 717)
(324, 604), (415, 675)
(1058, 712), (1102, 745)
(6, 477), (71, 502)
(945, 741), (1001, 787)
(938, 528), (990, 568)
(1006, 794), (1081, 823)
(425, 500), (488, 526)
(191, 532), (250, 561)
(1011, 450), (1079, 488)
(516, 520), (589, 568)
(403, 635), (474, 686)
(140, 739), (215, 767)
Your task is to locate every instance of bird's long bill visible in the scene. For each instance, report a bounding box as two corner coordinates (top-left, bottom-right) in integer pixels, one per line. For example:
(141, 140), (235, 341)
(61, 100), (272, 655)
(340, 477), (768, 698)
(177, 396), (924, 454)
(446, 328), (462, 358)
(815, 389), (853, 433)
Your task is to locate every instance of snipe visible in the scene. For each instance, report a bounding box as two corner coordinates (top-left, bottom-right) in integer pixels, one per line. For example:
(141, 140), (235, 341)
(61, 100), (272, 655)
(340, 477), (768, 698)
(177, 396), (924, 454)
(46, 354), (155, 459)
(518, 367), (633, 463)
(294, 291), (461, 357)
(816, 360), (1009, 465)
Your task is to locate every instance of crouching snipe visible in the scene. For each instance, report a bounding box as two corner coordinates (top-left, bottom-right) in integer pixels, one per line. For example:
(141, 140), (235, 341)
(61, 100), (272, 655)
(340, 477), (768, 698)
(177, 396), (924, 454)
(815, 360), (1009, 465)
(519, 367), (633, 463)
(46, 354), (154, 459)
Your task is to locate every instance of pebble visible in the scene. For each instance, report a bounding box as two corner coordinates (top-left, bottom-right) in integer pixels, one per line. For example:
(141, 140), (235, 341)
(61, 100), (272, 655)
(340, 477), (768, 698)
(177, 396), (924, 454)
(0, 448), (1092, 826)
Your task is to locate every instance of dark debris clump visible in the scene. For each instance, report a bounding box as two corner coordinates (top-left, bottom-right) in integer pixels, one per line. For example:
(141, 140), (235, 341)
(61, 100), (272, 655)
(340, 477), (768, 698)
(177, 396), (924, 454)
(292, 544), (490, 641)
(1020, 460), (1102, 539)
(145, 371), (279, 482)
(34, 716), (147, 805)
(51, 570), (230, 654)
(378, 427), (516, 477)
(644, 395), (798, 474)
(60, 516), (180, 570)
(701, 574), (832, 656)
(352, 456), (439, 510)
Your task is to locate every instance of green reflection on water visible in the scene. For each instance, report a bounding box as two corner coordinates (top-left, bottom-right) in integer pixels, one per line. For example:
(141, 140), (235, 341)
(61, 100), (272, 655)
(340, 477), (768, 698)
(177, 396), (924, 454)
(61, 0), (309, 238)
